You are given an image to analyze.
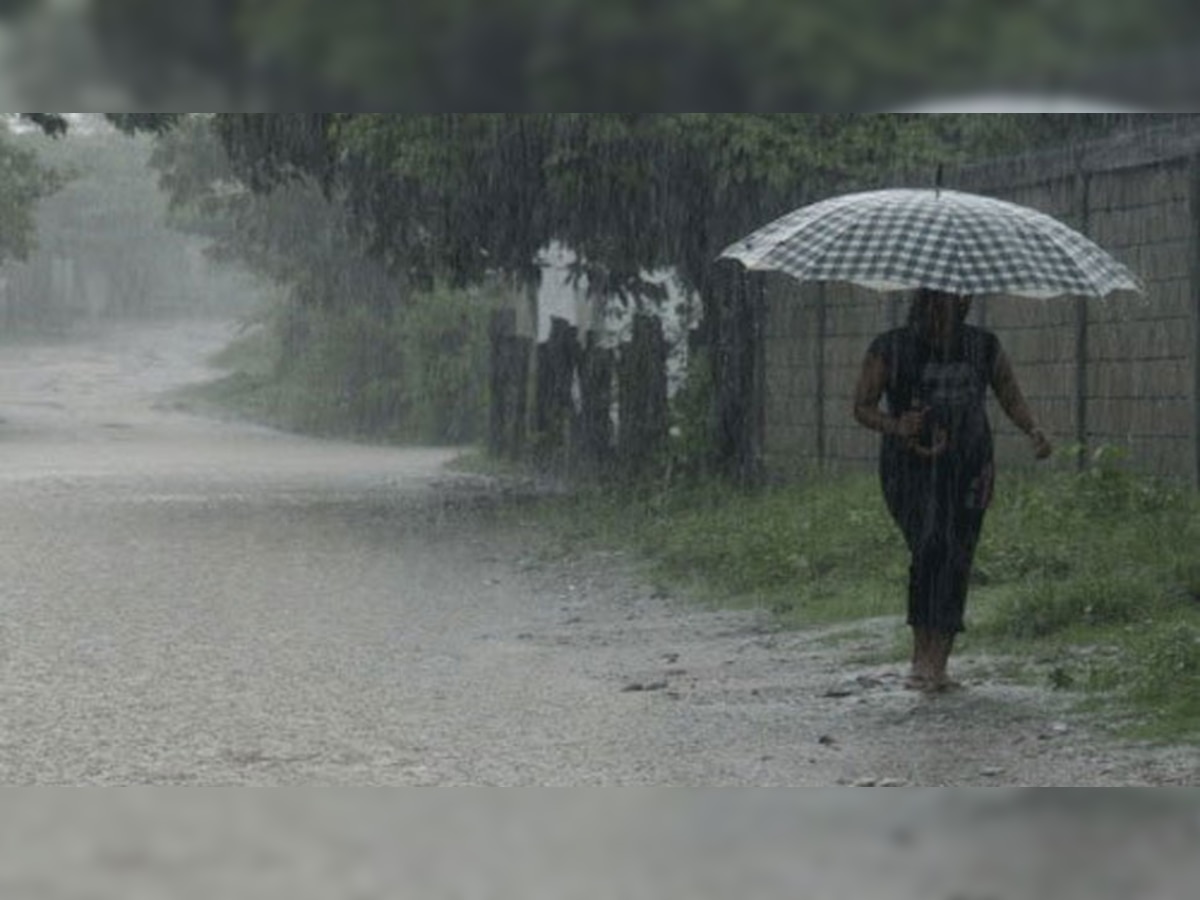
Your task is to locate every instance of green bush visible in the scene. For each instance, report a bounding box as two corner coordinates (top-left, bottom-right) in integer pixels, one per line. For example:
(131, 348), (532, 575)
(1129, 624), (1200, 701)
(1087, 623), (1200, 738)
(1059, 444), (1190, 517)
(401, 289), (491, 444)
(1173, 559), (1200, 603)
(984, 571), (1165, 640)
(203, 285), (494, 444)
(631, 474), (904, 605)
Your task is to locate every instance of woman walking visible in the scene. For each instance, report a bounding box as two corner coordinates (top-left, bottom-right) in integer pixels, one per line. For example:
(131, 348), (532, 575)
(853, 288), (1053, 692)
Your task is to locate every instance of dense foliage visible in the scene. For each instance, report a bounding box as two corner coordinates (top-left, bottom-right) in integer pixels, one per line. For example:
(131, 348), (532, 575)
(126, 113), (1194, 304)
(0, 123), (62, 267)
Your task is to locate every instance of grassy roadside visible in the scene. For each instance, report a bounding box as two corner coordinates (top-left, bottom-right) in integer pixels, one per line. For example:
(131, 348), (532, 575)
(467, 453), (1200, 744)
(166, 324), (295, 428)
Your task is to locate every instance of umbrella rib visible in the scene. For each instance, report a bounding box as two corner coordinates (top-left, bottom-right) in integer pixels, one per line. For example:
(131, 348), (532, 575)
(1004, 211), (1129, 296)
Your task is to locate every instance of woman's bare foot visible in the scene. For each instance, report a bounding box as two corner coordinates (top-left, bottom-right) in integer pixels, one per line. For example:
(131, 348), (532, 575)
(903, 669), (932, 691)
(903, 667), (966, 693)
(926, 675), (965, 694)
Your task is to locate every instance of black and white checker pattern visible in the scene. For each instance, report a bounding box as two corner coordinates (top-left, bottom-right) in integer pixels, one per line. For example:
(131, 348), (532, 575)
(720, 189), (1143, 298)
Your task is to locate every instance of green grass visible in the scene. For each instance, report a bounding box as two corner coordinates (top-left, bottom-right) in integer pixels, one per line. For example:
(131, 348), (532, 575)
(510, 459), (1200, 743)
(207, 324), (279, 376)
(166, 325), (297, 427)
(521, 475), (910, 620)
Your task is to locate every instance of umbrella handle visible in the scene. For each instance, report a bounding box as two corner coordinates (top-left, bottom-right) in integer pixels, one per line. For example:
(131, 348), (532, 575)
(904, 400), (949, 457)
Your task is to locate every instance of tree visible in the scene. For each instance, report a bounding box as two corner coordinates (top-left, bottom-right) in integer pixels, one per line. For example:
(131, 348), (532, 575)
(0, 124), (63, 267)
(148, 115), (493, 443)
(193, 113), (1196, 296)
(150, 115), (398, 309)
(35, 113), (1191, 305)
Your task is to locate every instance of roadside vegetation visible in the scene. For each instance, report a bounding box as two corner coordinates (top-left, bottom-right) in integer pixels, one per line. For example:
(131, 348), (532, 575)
(175, 286), (492, 445)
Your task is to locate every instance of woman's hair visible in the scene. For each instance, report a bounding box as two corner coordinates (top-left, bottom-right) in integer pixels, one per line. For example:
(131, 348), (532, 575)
(908, 287), (972, 331)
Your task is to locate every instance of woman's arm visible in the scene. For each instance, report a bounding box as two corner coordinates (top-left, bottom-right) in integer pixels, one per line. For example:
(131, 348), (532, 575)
(990, 347), (1053, 460)
(852, 353), (924, 439)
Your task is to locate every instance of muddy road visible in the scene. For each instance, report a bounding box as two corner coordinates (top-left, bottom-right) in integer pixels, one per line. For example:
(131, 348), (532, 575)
(0, 318), (1196, 788)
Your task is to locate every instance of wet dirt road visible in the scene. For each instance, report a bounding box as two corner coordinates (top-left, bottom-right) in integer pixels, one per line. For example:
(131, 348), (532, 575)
(0, 319), (646, 786)
(0, 318), (1197, 790)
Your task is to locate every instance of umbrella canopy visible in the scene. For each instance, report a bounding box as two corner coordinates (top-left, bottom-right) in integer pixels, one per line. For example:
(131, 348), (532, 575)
(720, 188), (1143, 299)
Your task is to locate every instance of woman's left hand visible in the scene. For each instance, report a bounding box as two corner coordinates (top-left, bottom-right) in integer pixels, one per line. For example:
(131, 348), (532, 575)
(1030, 429), (1053, 460)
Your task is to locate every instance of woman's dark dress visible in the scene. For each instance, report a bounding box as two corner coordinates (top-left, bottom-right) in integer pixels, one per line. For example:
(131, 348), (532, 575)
(868, 324), (1000, 634)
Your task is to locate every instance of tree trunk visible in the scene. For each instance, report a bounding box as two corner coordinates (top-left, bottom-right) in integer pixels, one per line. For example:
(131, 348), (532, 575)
(617, 312), (669, 478)
(533, 316), (579, 470)
(488, 308), (531, 460)
(575, 331), (615, 477)
(709, 260), (765, 487)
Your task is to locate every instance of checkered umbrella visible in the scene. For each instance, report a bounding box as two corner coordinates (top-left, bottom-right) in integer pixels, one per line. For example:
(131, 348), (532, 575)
(719, 188), (1143, 298)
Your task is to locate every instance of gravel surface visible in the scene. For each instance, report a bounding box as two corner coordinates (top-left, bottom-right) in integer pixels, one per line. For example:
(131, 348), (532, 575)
(0, 318), (1196, 789)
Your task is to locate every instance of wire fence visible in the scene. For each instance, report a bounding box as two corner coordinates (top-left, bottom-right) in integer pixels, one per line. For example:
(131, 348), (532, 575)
(763, 120), (1200, 486)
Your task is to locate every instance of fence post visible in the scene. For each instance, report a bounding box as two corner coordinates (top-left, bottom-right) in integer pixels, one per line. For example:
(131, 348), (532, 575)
(1190, 154), (1200, 488)
(815, 283), (828, 467)
(576, 331), (615, 477)
(1074, 166), (1092, 473)
(750, 272), (767, 483)
(617, 312), (669, 478)
(533, 316), (579, 470)
(488, 308), (516, 458)
(711, 260), (764, 485)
